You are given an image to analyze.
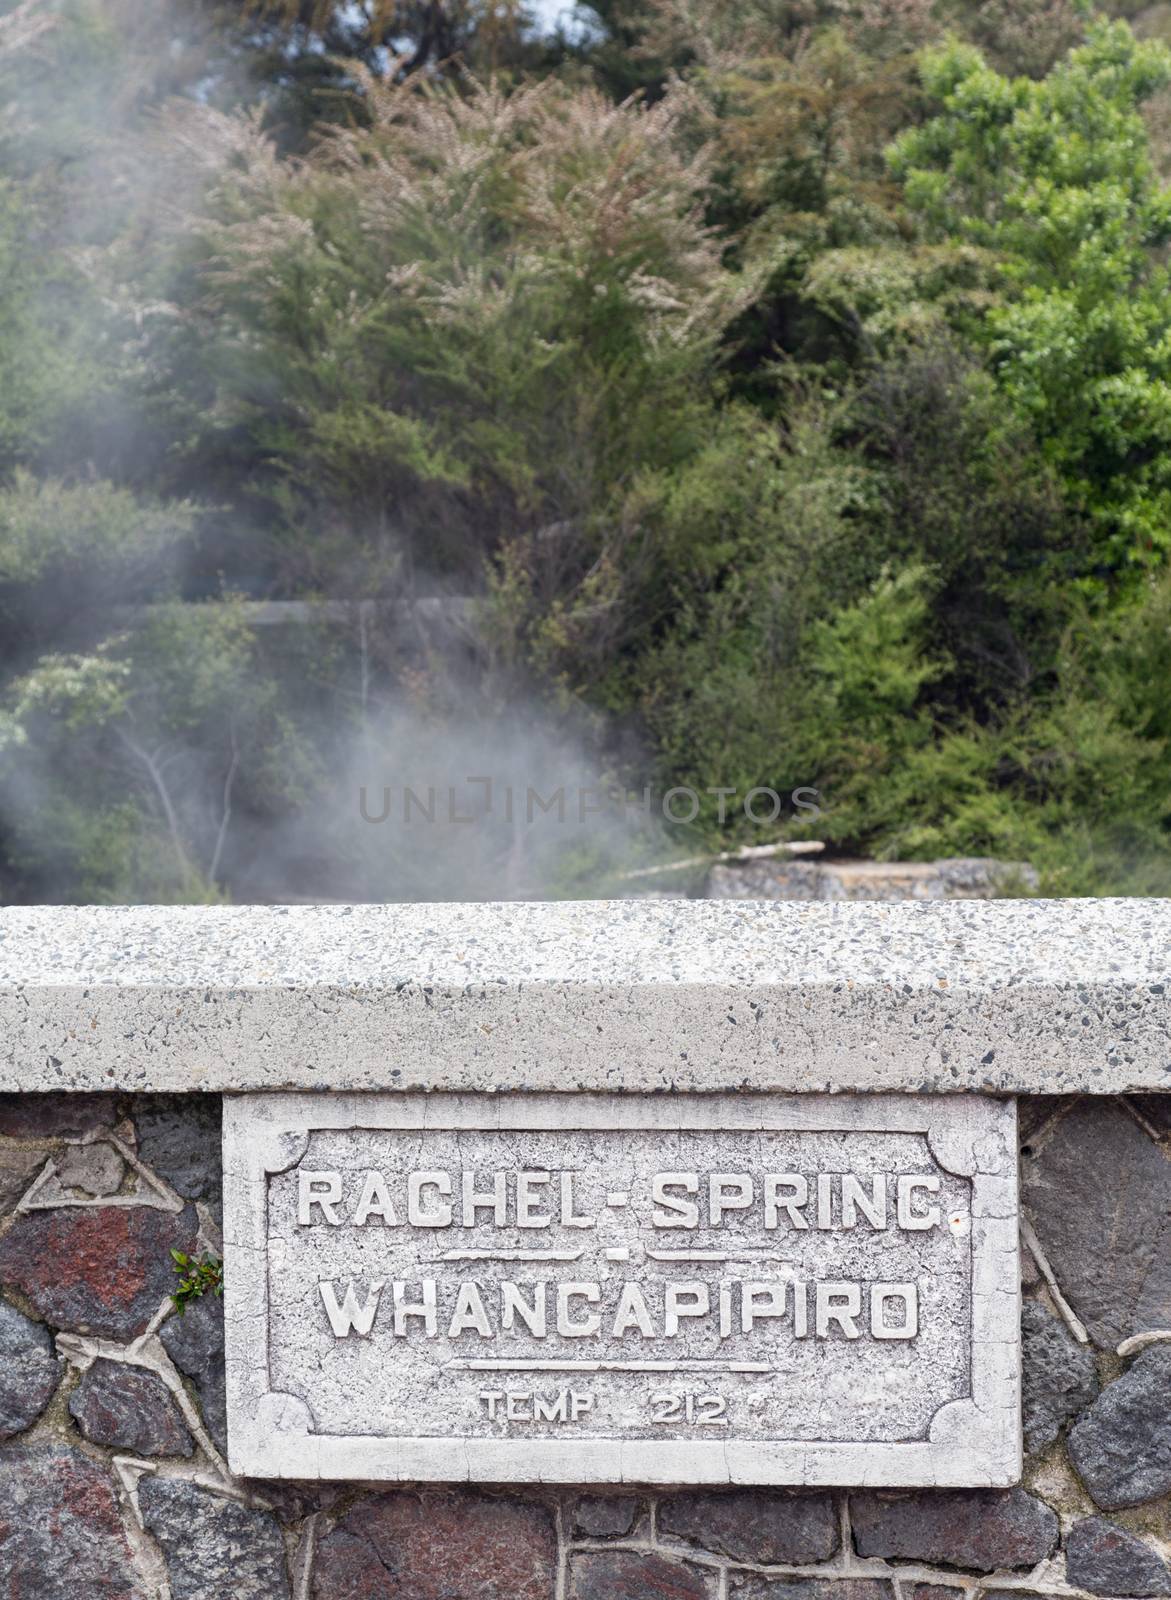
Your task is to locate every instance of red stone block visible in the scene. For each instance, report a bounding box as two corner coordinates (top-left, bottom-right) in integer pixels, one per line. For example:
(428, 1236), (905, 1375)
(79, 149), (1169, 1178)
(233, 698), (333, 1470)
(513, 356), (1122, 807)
(659, 1490), (839, 1565)
(569, 1551), (718, 1600)
(0, 1203), (197, 1340)
(312, 1490), (557, 1600)
(0, 1093), (119, 1140)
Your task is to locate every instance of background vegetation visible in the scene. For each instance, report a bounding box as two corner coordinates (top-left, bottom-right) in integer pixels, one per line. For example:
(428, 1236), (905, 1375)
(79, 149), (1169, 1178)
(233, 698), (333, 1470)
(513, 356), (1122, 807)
(1, 0), (1170, 901)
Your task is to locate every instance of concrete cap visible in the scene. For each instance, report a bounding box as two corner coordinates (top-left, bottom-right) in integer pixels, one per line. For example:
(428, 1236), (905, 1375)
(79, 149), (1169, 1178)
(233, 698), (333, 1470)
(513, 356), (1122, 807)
(0, 899), (1165, 1094)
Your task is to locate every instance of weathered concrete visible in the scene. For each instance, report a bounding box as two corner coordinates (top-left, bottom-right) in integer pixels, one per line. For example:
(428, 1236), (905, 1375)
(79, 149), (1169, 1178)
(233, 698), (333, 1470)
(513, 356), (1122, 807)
(0, 900), (1167, 1093)
(223, 1091), (1020, 1486)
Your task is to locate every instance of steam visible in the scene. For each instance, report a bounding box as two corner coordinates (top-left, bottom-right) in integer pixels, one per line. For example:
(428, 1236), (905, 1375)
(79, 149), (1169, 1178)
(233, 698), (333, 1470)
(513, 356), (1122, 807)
(244, 692), (674, 904)
(0, 0), (676, 904)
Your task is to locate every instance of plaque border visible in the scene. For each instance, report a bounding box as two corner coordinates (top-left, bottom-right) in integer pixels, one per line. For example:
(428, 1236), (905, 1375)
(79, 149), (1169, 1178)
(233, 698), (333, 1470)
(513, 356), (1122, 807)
(223, 1091), (1020, 1486)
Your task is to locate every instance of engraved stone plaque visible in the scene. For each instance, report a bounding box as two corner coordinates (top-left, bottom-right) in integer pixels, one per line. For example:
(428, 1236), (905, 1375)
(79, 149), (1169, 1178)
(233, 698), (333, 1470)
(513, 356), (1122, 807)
(223, 1093), (1020, 1485)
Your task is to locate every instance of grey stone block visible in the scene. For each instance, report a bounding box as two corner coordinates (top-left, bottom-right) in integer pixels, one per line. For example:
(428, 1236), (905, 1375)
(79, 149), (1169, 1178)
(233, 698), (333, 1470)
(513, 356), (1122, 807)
(1128, 1096), (1171, 1140)
(0, 1298), (61, 1439)
(54, 1140), (125, 1198)
(159, 1291), (226, 1454)
(729, 1583), (894, 1600)
(1069, 1348), (1171, 1508)
(138, 1476), (290, 1600)
(572, 1495), (643, 1539)
(1021, 1298), (1098, 1454)
(0, 1443), (144, 1598)
(1066, 1516), (1171, 1596)
(850, 1488), (1058, 1571)
(659, 1491), (839, 1565)
(1023, 1100), (1171, 1348)
(0, 1146), (49, 1213)
(68, 1358), (193, 1457)
(132, 1095), (221, 1201)
(981, 1593), (1056, 1600)
(1019, 1097), (1071, 1143)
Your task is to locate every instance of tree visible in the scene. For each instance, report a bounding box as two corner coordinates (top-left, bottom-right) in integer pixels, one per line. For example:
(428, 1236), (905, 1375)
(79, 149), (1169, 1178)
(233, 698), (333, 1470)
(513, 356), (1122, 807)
(142, 71), (750, 608)
(0, 600), (323, 901)
(891, 21), (1171, 581)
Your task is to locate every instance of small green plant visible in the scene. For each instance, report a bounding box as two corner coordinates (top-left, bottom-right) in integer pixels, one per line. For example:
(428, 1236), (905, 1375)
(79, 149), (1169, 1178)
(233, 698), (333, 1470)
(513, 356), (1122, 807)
(170, 1249), (223, 1314)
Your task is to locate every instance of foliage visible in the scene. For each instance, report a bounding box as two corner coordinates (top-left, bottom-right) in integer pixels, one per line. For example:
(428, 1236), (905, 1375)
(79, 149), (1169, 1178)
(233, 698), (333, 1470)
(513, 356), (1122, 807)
(0, 473), (193, 584)
(0, 181), (110, 470)
(0, 600), (324, 901)
(145, 70), (747, 593)
(892, 22), (1171, 578)
(170, 1248), (223, 1312)
(0, 0), (1169, 901)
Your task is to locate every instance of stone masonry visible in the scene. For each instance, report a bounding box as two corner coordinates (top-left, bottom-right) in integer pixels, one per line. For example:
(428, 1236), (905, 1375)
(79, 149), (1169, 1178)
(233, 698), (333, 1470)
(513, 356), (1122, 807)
(0, 1092), (1169, 1597)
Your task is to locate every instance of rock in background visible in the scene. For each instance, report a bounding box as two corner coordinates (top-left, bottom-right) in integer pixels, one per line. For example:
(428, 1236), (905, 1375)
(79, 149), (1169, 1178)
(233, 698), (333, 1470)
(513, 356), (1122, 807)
(707, 857), (1040, 901)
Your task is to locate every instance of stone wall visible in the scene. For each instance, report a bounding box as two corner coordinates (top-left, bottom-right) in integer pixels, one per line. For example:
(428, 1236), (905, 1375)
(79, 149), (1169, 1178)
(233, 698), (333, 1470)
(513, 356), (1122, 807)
(0, 1091), (1168, 1600)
